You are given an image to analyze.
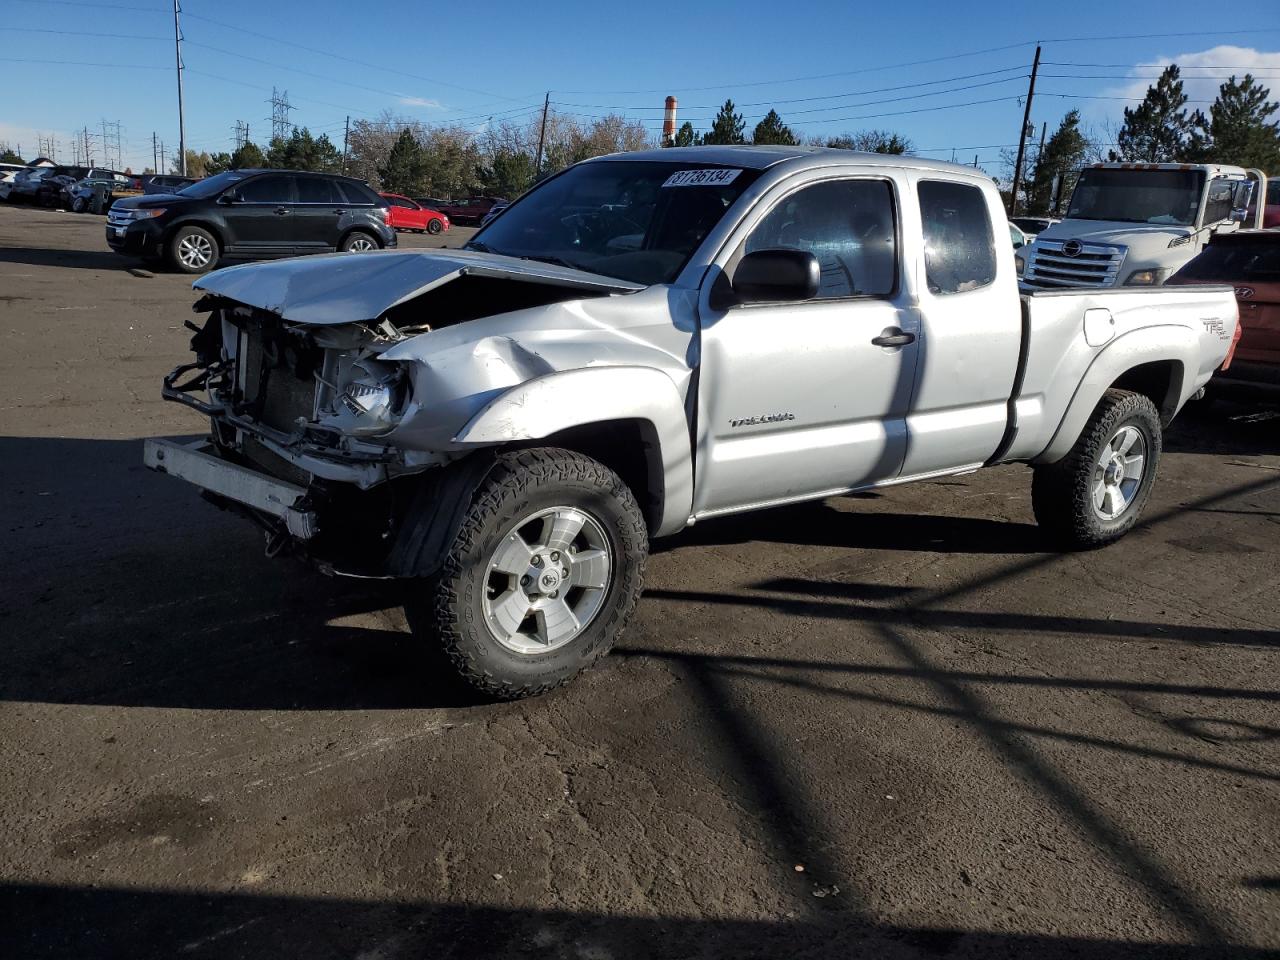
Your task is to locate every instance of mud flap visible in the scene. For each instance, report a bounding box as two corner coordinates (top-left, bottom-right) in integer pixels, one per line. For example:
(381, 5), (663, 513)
(386, 450), (499, 578)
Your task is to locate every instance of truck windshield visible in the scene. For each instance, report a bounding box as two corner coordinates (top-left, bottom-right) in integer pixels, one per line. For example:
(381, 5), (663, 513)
(1066, 168), (1205, 226)
(467, 160), (761, 285)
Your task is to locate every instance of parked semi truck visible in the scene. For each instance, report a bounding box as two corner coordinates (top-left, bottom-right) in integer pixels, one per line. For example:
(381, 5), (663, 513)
(1019, 162), (1269, 289)
(143, 147), (1239, 699)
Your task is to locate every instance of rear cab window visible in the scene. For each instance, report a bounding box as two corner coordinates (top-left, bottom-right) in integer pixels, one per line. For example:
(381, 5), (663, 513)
(918, 180), (996, 295)
(337, 181), (378, 205)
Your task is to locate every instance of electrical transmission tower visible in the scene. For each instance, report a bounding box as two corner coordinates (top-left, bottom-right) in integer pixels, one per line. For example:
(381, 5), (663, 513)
(100, 120), (123, 170)
(234, 120), (250, 150)
(268, 88), (294, 140)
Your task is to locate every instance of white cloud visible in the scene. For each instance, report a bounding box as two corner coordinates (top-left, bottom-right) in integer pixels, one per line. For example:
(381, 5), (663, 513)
(1102, 45), (1280, 115)
(397, 96), (446, 110)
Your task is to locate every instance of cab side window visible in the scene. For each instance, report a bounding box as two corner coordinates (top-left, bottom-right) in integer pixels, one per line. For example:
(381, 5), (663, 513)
(238, 175), (294, 204)
(743, 179), (897, 299)
(918, 180), (996, 295)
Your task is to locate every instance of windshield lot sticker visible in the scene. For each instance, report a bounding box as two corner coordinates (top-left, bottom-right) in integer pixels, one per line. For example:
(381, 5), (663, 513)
(662, 168), (742, 188)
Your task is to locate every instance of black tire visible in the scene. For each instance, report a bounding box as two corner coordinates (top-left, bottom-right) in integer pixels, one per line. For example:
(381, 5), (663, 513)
(339, 230), (379, 253)
(71, 196), (88, 214)
(166, 225), (220, 274)
(1031, 388), (1162, 549)
(405, 448), (648, 700)
(426, 219), (443, 235)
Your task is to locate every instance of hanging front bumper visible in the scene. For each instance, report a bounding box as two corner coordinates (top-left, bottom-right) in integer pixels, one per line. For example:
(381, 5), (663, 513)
(143, 437), (319, 540)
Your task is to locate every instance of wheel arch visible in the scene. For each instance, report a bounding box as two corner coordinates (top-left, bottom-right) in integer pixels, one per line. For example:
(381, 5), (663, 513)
(1032, 325), (1195, 465)
(339, 225), (383, 249)
(453, 366), (693, 537)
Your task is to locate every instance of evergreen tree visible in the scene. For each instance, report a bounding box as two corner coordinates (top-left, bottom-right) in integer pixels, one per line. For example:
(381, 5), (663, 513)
(1202, 74), (1280, 172)
(0, 146), (23, 164)
(825, 130), (912, 154)
(1112, 64), (1207, 162)
(378, 129), (428, 194)
(703, 100), (746, 145)
(265, 128), (342, 172)
(204, 152), (233, 175)
(751, 109), (798, 145)
(478, 148), (536, 198)
(673, 121), (697, 147)
(229, 141), (266, 169)
(1028, 111), (1089, 215)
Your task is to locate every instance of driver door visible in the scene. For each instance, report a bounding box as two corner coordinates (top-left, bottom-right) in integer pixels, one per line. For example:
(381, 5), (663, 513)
(693, 174), (919, 518)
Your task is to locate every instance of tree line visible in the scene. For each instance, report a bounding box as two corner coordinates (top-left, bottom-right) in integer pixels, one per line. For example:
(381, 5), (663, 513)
(168, 100), (913, 200)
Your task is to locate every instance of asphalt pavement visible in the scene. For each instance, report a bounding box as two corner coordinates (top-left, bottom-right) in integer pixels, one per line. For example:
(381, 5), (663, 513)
(1, 203), (1277, 959)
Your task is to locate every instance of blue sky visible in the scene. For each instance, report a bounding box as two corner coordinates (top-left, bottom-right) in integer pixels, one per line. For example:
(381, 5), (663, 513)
(3, 0), (1279, 177)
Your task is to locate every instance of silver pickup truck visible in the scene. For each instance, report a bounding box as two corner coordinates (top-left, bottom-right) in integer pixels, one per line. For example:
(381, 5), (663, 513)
(146, 146), (1238, 698)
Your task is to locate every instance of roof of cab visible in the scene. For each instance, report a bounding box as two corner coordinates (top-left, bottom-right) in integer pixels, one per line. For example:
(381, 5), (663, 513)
(588, 144), (995, 178)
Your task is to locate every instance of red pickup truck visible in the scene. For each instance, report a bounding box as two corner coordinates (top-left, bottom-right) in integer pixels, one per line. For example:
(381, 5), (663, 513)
(380, 194), (450, 234)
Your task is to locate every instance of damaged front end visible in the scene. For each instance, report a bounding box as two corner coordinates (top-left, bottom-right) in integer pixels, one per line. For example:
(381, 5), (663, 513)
(157, 297), (445, 573)
(148, 250), (653, 577)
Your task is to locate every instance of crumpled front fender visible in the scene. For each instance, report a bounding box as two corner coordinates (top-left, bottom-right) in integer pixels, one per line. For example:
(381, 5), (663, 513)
(455, 365), (693, 537)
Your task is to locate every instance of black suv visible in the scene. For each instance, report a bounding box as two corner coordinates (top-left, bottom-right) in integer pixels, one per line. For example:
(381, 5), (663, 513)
(106, 169), (396, 274)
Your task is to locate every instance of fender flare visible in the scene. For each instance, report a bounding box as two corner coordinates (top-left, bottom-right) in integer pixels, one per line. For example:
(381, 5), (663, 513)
(454, 365), (693, 537)
(1031, 324), (1196, 465)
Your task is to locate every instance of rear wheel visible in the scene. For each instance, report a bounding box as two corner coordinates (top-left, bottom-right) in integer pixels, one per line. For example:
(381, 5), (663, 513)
(1031, 389), (1162, 548)
(405, 448), (648, 700)
(340, 231), (378, 253)
(166, 225), (219, 274)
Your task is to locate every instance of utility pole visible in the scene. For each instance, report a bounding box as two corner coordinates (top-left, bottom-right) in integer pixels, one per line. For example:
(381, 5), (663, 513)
(233, 120), (249, 150)
(152, 131), (159, 172)
(1008, 44), (1040, 217)
(973, 154), (979, 168)
(342, 115), (350, 174)
(173, 0), (186, 175)
(534, 91), (550, 176)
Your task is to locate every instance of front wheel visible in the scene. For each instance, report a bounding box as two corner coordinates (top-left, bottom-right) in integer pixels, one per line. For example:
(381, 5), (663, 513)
(167, 225), (220, 274)
(405, 448), (648, 700)
(1031, 389), (1162, 548)
(426, 219), (443, 235)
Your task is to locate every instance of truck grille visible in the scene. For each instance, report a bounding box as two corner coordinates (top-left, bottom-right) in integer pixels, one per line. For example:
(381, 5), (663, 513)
(1024, 239), (1125, 288)
(237, 325), (320, 434)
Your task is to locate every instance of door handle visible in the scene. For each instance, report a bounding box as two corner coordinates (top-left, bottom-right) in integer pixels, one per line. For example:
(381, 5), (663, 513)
(332, 208), (347, 214)
(871, 328), (915, 348)
(273, 206), (290, 216)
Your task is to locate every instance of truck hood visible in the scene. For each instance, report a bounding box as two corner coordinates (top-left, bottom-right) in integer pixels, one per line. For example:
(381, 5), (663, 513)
(1037, 220), (1195, 253)
(193, 249), (644, 325)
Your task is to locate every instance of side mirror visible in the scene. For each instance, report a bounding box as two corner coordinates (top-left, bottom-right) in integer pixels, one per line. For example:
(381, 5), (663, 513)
(216, 192), (236, 205)
(728, 249), (821, 306)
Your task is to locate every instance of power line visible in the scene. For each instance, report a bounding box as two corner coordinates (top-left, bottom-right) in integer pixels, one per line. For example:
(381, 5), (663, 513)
(0, 57), (167, 70)
(10, 0), (167, 11)
(0, 26), (167, 40)
(181, 9), (531, 104)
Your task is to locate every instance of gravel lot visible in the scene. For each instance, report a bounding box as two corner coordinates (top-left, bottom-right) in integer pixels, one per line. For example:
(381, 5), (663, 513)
(1, 203), (1277, 959)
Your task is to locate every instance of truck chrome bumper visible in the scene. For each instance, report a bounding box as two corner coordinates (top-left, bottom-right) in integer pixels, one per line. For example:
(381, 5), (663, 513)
(142, 438), (319, 540)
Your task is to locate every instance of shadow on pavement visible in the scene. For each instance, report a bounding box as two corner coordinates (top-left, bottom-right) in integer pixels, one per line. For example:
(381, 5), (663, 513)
(3, 882), (1273, 960)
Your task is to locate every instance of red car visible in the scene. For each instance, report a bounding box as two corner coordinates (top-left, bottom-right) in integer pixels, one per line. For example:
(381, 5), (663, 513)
(1169, 230), (1280, 398)
(380, 194), (449, 234)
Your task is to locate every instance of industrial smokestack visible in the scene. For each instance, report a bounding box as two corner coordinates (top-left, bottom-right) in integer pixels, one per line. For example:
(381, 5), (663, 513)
(661, 96), (678, 147)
